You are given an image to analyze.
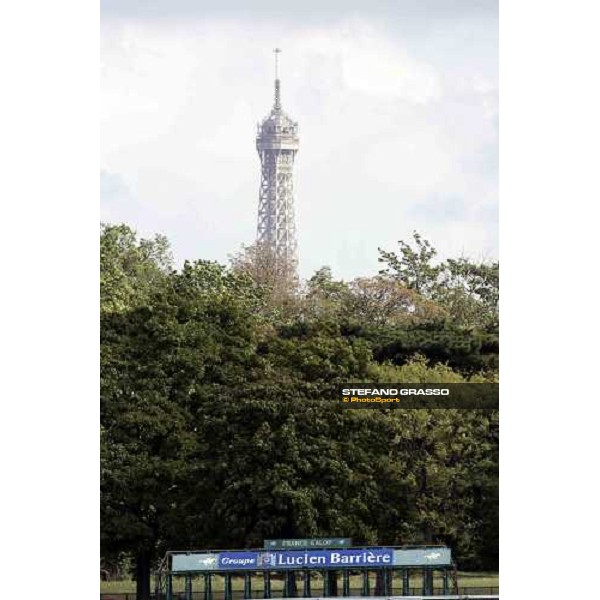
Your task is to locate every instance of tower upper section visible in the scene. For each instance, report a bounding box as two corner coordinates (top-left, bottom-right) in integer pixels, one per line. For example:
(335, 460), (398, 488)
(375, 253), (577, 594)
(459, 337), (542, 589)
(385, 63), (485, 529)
(256, 103), (299, 152)
(255, 49), (300, 284)
(256, 59), (299, 154)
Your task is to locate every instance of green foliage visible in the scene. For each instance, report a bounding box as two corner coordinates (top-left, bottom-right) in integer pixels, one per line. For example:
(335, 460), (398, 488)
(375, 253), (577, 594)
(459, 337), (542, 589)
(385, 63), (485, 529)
(439, 258), (499, 329)
(101, 248), (268, 596)
(378, 231), (499, 329)
(101, 224), (499, 599)
(100, 223), (173, 314)
(363, 322), (499, 376)
(378, 231), (441, 295)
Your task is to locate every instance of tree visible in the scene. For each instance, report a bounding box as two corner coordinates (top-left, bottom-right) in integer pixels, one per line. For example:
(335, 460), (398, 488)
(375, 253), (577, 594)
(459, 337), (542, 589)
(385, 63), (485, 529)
(101, 259), (266, 599)
(346, 276), (446, 326)
(230, 242), (299, 308)
(101, 296), (202, 599)
(100, 223), (172, 314)
(365, 357), (498, 569)
(437, 258), (499, 329)
(363, 321), (499, 376)
(378, 231), (441, 296)
(101, 224), (499, 592)
(378, 232), (499, 329)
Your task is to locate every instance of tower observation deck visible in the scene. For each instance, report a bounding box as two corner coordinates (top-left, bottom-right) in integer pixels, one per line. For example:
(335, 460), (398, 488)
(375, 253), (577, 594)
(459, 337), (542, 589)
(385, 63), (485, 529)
(256, 49), (299, 283)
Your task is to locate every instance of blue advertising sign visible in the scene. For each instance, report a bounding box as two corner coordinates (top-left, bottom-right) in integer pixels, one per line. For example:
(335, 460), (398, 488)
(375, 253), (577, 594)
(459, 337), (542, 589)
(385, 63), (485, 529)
(170, 547), (450, 572)
(257, 548), (394, 569)
(218, 552), (259, 570)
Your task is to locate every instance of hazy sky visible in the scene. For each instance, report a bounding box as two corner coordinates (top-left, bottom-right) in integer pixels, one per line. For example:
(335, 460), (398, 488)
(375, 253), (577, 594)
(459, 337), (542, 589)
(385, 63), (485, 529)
(101, 0), (498, 280)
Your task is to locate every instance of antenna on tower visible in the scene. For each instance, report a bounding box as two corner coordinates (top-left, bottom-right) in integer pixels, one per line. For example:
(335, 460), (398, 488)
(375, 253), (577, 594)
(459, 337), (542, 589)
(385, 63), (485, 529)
(273, 48), (282, 109)
(274, 47), (281, 79)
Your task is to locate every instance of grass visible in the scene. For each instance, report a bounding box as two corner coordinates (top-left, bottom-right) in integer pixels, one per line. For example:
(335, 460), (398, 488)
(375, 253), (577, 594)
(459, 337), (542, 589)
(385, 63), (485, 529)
(100, 572), (499, 594)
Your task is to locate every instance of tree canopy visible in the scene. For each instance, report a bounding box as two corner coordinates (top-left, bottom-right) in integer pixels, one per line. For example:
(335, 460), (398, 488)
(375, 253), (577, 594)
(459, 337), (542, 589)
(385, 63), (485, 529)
(100, 224), (499, 599)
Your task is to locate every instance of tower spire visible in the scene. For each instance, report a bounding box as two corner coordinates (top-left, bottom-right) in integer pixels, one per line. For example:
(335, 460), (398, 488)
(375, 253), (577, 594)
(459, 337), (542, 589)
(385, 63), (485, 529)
(273, 48), (281, 110)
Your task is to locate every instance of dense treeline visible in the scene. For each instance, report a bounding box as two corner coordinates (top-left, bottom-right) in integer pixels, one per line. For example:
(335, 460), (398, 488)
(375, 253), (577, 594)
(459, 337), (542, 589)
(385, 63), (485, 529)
(100, 224), (499, 600)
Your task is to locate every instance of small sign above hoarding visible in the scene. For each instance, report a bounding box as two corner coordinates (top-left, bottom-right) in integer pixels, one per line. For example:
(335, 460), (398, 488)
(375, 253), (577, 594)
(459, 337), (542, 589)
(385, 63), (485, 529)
(264, 538), (352, 549)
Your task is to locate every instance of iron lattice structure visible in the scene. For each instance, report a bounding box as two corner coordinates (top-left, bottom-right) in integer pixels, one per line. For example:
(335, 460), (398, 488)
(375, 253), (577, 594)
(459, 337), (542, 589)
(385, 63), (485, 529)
(256, 50), (299, 282)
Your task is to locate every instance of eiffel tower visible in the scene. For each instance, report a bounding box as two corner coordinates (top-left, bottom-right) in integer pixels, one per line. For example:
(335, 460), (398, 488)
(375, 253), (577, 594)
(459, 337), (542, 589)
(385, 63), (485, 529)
(256, 48), (300, 283)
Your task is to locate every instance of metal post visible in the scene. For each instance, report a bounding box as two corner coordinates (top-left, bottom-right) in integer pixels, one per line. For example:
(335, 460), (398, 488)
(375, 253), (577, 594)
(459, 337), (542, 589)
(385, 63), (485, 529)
(204, 573), (212, 600)
(382, 569), (389, 596)
(342, 571), (349, 597)
(323, 571), (329, 597)
(263, 570), (271, 599)
(185, 574), (193, 600)
(402, 569), (409, 597)
(442, 569), (449, 595)
(361, 570), (370, 596)
(287, 571), (297, 598)
(225, 574), (232, 600)
(423, 568), (433, 596)
(167, 574), (173, 600)
(303, 571), (311, 598)
(244, 572), (252, 599)
(330, 570), (335, 596)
